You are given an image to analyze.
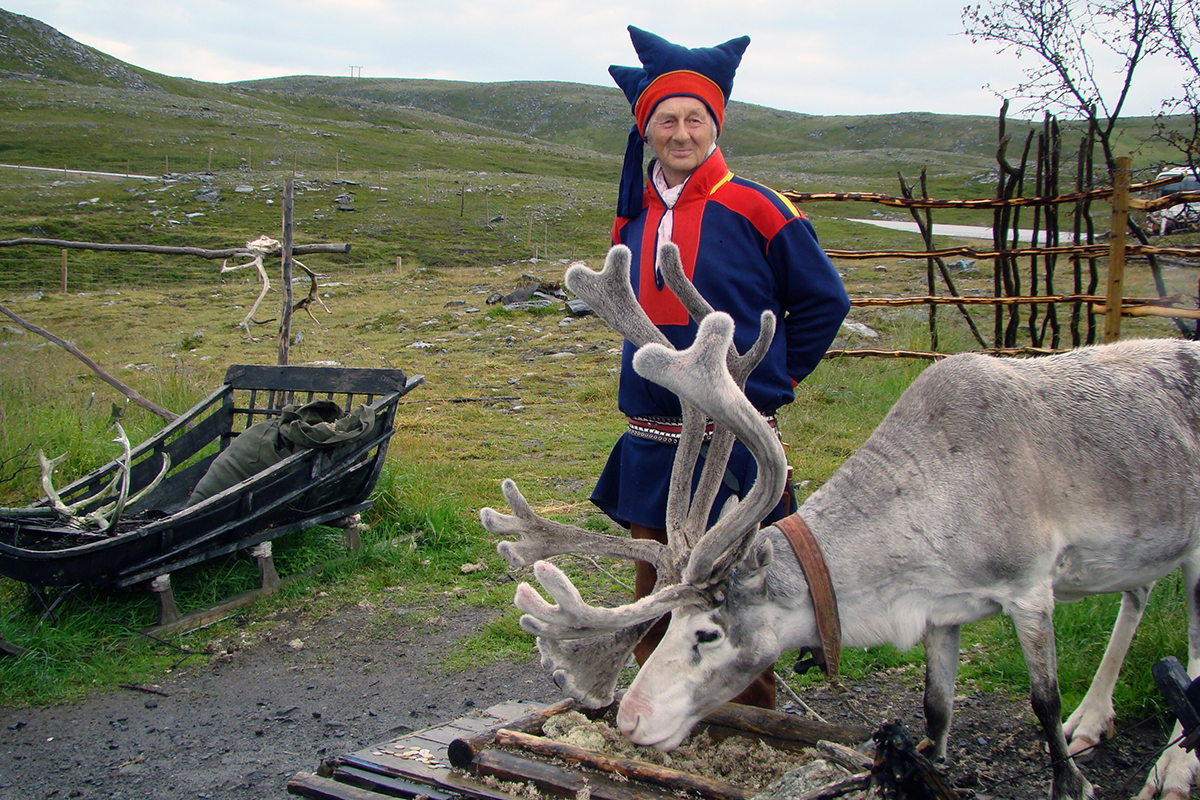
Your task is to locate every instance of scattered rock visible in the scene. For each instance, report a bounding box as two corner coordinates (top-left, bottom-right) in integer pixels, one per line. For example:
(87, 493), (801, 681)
(501, 285), (538, 305)
(503, 299), (552, 311)
(841, 320), (879, 338)
(565, 298), (592, 316)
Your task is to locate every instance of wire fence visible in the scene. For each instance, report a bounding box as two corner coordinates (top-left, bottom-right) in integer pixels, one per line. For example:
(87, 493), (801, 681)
(0, 252), (221, 294)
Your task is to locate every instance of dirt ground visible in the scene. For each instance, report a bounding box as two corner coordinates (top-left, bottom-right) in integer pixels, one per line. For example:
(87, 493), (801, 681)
(0, 600), (1184, 800)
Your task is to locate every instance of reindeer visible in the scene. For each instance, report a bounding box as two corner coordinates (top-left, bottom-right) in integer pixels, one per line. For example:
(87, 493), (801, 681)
(482, 243), (1200, 800)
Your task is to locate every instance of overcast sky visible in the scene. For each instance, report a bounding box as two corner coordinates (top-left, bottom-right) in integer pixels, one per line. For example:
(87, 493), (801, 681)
(3, 0), (1190, 118)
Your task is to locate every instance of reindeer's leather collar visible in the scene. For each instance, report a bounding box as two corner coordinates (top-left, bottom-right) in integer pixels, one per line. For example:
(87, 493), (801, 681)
(775, 513), (842, 687)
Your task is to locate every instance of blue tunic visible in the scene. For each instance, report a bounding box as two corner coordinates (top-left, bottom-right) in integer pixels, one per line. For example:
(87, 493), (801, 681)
(590, 148), (849, 529)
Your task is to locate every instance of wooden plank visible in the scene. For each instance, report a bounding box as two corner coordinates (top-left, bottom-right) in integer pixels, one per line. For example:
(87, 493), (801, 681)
(492, 729), (752, 800)
(351, 752), (554, 800)
(287, 771), (394, 800)
(418, 723), (488, 746)
(442, 717), (497, 735)
(439, 766), (553, 800)
(448, 698), (576, 768)
(472, 748), (670, 800)
(223, 364), (413, 396)
(342, 701), (557, 793)
(333, 763), (460, 800)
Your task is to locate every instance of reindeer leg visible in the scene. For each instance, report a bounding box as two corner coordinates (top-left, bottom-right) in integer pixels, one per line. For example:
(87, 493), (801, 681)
(1064, 584), (1151, 760)
(1009, 587), (1092, 800)
(1138, 560), (1200, 800)
(921, 623), (961, 762)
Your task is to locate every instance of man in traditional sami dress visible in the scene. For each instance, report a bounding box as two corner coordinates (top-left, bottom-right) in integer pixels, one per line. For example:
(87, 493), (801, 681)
(590, 26), (850, 709)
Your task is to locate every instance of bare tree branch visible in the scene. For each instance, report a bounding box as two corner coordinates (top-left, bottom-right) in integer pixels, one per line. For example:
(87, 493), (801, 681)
(0, 303), (177, 422)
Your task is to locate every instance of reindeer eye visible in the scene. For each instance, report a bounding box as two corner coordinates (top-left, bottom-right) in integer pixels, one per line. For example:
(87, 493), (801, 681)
(696, 629), (721, 645)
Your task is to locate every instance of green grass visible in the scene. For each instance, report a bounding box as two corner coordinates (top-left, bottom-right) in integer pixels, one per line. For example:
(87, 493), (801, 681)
(2, 210), (1193, 716)
(1, 270), (1193, 738)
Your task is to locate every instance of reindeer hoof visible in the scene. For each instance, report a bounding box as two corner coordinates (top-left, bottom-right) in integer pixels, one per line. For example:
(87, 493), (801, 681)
(1068, 734), (1099, 763)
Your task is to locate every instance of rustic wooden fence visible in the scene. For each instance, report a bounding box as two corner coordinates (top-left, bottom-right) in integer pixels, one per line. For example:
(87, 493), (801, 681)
(785, 110), (1200, 360)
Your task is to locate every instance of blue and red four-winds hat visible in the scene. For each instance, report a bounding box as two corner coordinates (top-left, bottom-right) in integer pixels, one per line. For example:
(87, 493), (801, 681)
(608, 26), (750, 219)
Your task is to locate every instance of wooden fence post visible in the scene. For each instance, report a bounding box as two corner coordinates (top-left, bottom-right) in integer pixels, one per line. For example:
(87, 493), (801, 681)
(61, 249), (67, 293)
(277, 178), (294, 366)
(1103, 156), (1131, 344)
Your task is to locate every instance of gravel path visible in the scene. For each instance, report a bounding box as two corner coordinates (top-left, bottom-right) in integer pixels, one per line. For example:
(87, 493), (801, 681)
(0, 601), (1182, 800)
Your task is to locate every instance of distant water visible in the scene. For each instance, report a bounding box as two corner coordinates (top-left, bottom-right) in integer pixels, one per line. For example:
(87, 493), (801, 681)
(0, 163), (159, 181)
(844, 218), (1037, 243)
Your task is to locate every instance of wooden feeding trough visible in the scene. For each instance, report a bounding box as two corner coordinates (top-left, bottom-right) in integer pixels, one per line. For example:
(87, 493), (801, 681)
(287, 698), (874, 800)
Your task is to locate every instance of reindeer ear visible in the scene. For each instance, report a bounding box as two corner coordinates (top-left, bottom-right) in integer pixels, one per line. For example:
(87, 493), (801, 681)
(737, 535), (772, 589)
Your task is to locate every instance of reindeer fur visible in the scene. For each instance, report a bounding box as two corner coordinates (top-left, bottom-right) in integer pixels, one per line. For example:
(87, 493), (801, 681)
(623, 338), (1200, 800)
(487, 242), (1200, 800)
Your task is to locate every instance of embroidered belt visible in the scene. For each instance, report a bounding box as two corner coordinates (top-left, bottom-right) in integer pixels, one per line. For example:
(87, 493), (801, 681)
(626, 414), (778, 444)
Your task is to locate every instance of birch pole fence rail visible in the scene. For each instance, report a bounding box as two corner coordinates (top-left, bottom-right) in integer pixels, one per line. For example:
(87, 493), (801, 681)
(0, 186), (348, 408)
(0, 238), (351, 258)
(784, 104), (1200, 360)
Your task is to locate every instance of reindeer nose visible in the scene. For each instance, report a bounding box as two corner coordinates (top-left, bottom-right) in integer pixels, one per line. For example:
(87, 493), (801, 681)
(616, 703), (640, 739)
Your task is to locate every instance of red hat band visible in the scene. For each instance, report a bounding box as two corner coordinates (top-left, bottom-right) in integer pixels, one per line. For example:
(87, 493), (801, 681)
(634, 70), (726, 137)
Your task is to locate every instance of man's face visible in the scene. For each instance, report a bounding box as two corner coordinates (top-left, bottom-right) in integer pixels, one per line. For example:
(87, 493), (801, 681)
(645, 96), (717, 188)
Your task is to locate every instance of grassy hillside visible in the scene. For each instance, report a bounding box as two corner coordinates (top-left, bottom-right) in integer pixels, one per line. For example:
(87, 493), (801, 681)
(0, 5), (1194, 277)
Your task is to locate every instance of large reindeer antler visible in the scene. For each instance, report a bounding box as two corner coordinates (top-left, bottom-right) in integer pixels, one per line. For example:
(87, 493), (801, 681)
(481, 243), (787, 707)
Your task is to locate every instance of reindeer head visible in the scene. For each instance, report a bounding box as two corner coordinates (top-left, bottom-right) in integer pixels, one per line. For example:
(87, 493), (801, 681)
(617, 534), (789, 749)
(481, 243), (788, 746)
